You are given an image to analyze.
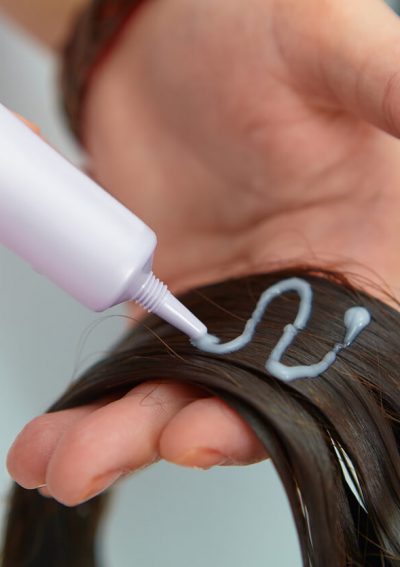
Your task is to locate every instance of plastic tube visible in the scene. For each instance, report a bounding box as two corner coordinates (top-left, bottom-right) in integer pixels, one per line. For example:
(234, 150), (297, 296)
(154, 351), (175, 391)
(0, 104), (207, 339)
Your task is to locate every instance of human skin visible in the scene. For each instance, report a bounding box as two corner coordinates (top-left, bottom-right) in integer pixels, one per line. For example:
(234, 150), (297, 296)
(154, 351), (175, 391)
(6, 0), (400, 505)
(0, 0), (87, 49)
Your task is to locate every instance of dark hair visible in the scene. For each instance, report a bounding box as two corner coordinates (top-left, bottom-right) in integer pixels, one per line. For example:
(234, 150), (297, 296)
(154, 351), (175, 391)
(2, 267), (400, 567)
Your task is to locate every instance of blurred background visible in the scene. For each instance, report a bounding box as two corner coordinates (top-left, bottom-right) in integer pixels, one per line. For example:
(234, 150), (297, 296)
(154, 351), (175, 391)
(0, 1), (399, 566)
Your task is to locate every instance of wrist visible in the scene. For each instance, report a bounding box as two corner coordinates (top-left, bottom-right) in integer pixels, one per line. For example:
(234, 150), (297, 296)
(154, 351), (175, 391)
(0, 0), (89, 50)
(61, 0), (148, 141)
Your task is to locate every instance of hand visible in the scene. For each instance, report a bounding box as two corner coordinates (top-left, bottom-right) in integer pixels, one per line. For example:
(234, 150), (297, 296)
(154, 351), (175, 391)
(7, 0), (400, 505)
(83, 0), (400, 292)
(7, 382), (267, 505)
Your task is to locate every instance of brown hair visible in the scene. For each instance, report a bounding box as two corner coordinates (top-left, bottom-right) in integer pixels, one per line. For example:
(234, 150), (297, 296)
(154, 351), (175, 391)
(2, 267), (400, 566)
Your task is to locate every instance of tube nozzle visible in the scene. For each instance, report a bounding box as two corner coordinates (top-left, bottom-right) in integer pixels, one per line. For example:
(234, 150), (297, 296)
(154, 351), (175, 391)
(133, 272), (207, 339)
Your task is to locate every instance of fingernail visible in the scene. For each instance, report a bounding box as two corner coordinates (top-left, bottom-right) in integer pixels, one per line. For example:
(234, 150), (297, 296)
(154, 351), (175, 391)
(77, 471), (122, 504)
(173, 448), (230, 469)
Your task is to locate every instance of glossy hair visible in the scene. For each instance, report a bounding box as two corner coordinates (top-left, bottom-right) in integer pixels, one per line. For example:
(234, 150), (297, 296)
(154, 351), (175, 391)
(2, 267), (400, 567)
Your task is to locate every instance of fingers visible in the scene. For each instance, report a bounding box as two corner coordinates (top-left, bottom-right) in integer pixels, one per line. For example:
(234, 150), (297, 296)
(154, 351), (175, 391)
(7, 404), (103, 489)
(13, 113), (41, 136)
(36, 382), (203, 506)
(159, 397), (267, 468)
(277, 0), (400, 136)
(8, 383), (268, 507)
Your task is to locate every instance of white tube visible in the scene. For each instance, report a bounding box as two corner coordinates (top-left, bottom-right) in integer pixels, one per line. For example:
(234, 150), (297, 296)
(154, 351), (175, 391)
(0, 104), (207, 339)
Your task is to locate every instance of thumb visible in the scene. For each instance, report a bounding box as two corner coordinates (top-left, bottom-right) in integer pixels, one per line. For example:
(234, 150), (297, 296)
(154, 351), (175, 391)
(282, 0), (400, 137)
(13, 112), (42, 136)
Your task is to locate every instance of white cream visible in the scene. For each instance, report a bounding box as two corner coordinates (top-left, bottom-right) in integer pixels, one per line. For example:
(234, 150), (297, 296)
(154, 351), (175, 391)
(192, 278), (371, 382)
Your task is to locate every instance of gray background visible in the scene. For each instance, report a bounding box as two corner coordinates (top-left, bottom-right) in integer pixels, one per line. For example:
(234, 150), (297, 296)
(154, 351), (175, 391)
(1, 2), (399, 565)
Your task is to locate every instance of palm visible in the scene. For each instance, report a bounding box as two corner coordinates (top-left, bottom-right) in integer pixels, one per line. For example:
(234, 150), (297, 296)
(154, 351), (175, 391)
(85, 0), (399, 291)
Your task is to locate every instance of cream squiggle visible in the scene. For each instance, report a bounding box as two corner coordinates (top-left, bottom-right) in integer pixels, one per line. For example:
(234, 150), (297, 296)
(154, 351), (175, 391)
(191, 278), (371, 382)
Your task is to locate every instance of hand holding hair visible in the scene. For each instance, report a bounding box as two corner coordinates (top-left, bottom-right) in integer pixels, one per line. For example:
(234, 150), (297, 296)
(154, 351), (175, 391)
(8, 0), (400, 501)
(4, 0), (400, 565)
(4, 269), (399, 567)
